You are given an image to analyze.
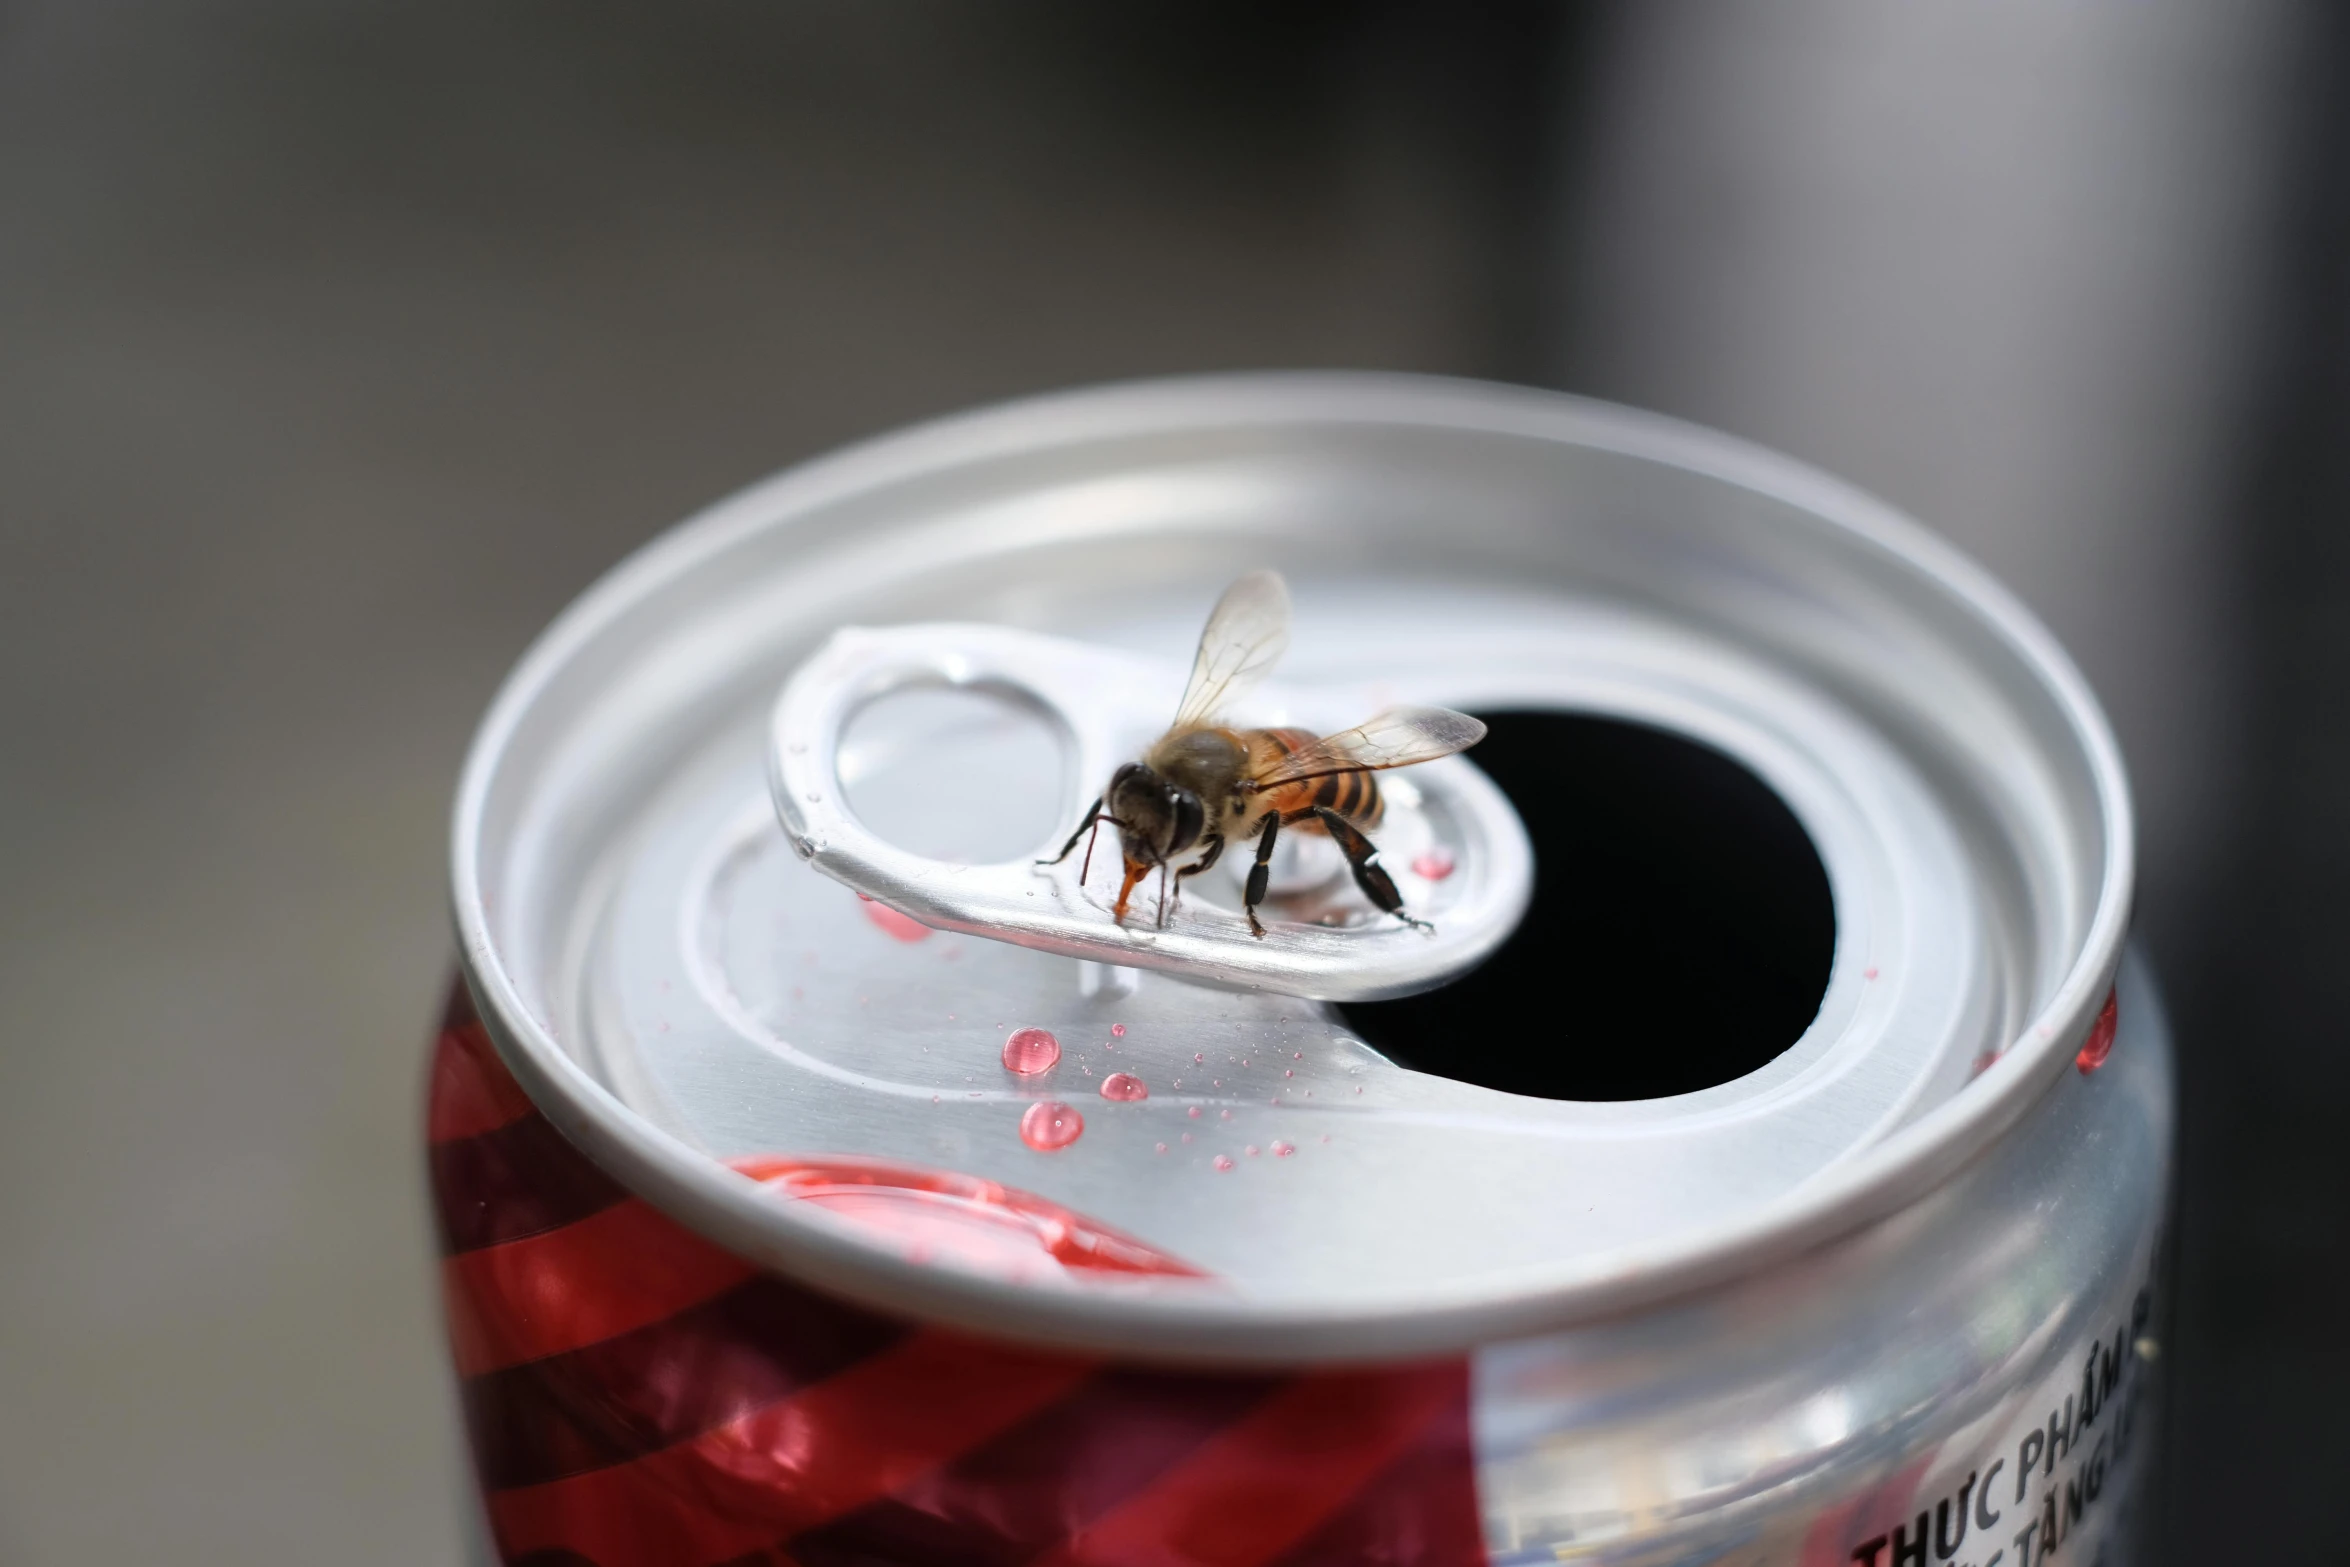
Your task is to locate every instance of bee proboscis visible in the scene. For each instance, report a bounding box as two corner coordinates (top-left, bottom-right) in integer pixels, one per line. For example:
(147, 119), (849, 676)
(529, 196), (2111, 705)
(1041, 570), (1486, 937)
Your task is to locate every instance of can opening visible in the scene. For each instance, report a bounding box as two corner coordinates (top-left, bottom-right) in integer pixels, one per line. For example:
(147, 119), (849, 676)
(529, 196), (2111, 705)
(1335, 712), (1834, 1100)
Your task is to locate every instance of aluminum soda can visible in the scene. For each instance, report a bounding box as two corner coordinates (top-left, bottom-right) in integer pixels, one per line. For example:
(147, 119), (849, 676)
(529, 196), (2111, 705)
(437, 374), (2164, 1566)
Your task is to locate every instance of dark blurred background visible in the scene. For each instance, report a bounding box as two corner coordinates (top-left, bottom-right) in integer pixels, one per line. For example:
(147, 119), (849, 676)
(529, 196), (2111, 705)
(1, 2), (2341, 1561)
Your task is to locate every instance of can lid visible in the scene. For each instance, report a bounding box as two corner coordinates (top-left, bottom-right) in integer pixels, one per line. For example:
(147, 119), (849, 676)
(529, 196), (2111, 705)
(451, 373), (2132, 1362)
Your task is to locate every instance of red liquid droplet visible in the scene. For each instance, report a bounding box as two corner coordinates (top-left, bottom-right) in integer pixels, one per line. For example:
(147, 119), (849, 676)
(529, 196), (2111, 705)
(1099, 1072), (1149, 1102)
(858, 893), (932, 943)
(2076, 988), (2119, 1074)
(1245, 1145), (1260, 1157)
(1153, 1142), (1168, 1154)
(734, 1154), (1200, 1281)
(1212, 1155), (1235, 1172)
(1864, 965), (1880, 980)
(1186, 1106), (1202, 1119)
(1019, 1100), (1085, 1151)
(1272, 1140), (1296, 1157)
(1411, 847), (1456, 881)
(1110, 1024), (1126, 1037)
(1001, 1027), (1061, 1074)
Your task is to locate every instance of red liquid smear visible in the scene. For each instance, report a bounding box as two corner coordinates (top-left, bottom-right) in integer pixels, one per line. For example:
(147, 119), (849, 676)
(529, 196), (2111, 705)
(1001, 1027), (1061, 1075)
(734, 1154), (1200, 1281)
(1099, 1072), (1149, 1102)
(1410, 847), (1456, 881)
(2076, 988), (2119, 1074)
(856, 892), (932, 943)
(1019, 1100), (1085, 1152)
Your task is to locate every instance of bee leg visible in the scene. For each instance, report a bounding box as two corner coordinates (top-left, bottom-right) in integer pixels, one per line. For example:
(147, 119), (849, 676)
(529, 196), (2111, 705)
(1243, 814), (1281, 939)
(1040, 796), (1104, 871)
(1156, 861), (1172, 928)
(1314, 806), (1431, 932)
(1170, 832), (1224, 917)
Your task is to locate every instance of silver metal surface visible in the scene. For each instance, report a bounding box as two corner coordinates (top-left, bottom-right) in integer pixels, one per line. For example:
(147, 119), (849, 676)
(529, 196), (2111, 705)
(768, 621), (1535, 1000)
(450, 372), (2136, 1362)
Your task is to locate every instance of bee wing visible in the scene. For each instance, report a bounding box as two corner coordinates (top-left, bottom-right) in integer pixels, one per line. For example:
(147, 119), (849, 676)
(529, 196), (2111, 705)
(1248, 705), (1488, 787)
(1173, 570), (1292, 727)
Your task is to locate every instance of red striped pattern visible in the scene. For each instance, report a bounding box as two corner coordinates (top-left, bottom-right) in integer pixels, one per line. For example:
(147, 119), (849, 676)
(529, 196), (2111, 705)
(431, 1004), (538, 1141)
(1029, 1365), (1468, 1567)
(428, 984), (1487, 1566)
(445, 1201), (760, 1377)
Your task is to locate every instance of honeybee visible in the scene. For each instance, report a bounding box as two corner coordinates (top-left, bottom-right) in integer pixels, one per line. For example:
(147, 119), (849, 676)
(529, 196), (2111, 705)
(1042, 570), (1486, 937)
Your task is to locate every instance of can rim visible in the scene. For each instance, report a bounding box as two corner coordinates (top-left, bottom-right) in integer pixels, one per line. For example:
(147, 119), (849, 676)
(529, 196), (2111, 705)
(451, 371), (2133, 1364)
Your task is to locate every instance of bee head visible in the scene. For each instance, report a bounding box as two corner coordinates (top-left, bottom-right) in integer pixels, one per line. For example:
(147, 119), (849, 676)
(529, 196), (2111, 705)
(1108, 761), (1206, 867)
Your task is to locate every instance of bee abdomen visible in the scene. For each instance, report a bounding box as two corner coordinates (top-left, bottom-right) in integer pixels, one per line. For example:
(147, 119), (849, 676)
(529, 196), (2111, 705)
(1249, 727), (1383, 829)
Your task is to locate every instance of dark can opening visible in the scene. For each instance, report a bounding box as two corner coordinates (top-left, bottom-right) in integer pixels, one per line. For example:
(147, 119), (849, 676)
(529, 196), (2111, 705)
(1337, 712), (1835, 1101)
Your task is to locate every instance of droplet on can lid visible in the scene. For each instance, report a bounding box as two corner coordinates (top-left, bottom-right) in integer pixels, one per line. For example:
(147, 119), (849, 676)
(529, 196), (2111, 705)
(737, 1155), (1199, 1281)
(2075, 988), (2119, 1074)
(1018, 1100), (1084, 1152)
(859, 895), (932, 943)
(1099, 1072), (1149, 1102)
(1001, 1027), (1061, 1075)
(1411, 846), (1456, 881)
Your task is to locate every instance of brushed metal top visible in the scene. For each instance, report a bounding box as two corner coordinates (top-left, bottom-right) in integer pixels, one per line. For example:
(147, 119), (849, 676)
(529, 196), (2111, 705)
(449, 373), (2132, 1362)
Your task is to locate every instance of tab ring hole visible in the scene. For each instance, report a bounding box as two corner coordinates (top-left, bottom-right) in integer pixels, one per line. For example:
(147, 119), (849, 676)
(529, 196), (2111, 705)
(834, 673), (1076, 867)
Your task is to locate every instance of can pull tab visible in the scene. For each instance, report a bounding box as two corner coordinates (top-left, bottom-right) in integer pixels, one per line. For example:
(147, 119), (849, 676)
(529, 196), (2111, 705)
(769, 622), (1533, 1002)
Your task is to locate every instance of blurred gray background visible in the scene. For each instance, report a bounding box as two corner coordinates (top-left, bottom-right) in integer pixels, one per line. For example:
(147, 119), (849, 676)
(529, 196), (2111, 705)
(1, 2), (2341, 1562)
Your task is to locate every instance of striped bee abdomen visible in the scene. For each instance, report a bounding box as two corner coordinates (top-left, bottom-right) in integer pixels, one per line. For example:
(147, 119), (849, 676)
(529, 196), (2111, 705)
(1246, 727), (1384, 830)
